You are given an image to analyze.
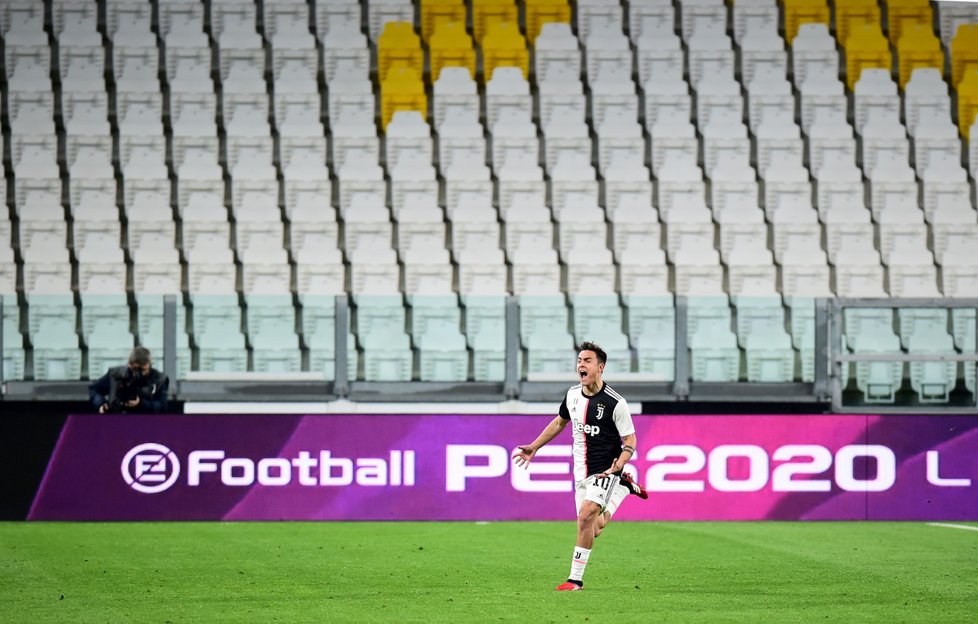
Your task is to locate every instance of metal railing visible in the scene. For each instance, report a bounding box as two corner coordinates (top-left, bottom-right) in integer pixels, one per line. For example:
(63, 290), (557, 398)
(829, 298), (978, 413)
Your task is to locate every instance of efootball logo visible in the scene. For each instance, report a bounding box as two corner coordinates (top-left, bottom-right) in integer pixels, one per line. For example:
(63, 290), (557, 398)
(121, 443), (181, 494)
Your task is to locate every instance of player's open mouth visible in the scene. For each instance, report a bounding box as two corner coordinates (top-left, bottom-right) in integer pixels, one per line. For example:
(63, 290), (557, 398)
(579, 369), (587, 379)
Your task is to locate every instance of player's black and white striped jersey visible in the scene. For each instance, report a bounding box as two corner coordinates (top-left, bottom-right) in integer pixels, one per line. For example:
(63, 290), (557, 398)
(558, 383), (635, 482)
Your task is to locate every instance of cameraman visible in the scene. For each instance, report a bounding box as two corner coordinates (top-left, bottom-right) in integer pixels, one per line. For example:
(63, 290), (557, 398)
(89, 346), (170, 414)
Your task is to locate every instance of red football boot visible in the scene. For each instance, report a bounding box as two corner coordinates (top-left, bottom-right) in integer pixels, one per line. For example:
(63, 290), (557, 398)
(555, 580), (584, 591)
(620, 472), (649, 499)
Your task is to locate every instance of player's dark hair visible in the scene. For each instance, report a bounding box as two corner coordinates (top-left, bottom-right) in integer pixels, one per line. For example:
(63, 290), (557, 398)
(578, 341), (607, 364)
(129, 346), (152, 366)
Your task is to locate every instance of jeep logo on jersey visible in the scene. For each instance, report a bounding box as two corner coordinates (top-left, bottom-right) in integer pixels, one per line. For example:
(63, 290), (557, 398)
(574, 421), (601, 436)
(596, 404), (605, 419)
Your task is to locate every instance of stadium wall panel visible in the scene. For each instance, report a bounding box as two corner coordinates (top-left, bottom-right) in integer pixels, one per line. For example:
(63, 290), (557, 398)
(0, 410), (70, 519)
(15, 413), (978, 522)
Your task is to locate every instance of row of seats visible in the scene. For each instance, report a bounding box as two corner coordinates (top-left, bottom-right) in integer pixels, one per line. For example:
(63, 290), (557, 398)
(0, 0), (973, 69)
(4, 291), (975, 403)
(1, 0), (977, 407)
(843, 304), (977, 402)
(2, 292), (356, 381)
(3, 0), (344, 373)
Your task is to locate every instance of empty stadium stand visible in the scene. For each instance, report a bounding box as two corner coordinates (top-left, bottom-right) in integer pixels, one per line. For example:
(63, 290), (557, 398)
(1, 0), (977, 410)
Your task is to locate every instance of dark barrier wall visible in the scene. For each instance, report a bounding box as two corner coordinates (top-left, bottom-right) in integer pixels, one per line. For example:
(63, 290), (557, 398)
(12, 413), (978, 521)
(0, 409), (70, 519)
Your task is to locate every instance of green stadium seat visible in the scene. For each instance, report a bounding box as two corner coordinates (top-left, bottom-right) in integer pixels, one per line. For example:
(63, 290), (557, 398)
(298, 294), (336, 338)
(27, 294), (76, 339)
(570, 295), (622, 337)
(570, 295), (631, 372)
(785, 296), (814, 351)
(733, 295), (785, 348)
(746, 328), (794, 382)
(898, 308), (948, 349)
(251, 319), (302, 373)
(635, 317), (675, 381)
(1, 293), (21, 327)
(301, 295), (356, 379)
(462, 295), (506, 337)
(848, 327), (902, 404)
(355, 295), (412, 381)
(32, 319), (82, 380)
(361, 327), (413, 381)
(786, 298), (816, 382)
(524, 326), (575, 377)
(195, 318), (248, 372)
(908, 326), (957, 403)
(245, 294), (296, 337)
(190, 294), (242, 336)
(623, 294), (674, 341)
(409, 294), (461, 337)
(3, 318), (25, 380)
(843, 308), (894, 347)
(951, 308), (977, 352)
(520, 296), (574, 377)
(306, 328), (333, 376)
(690, 319), (740, 382)
(578, 322), (625, 365)
(470, 318), (505, 381)
(625, 294), (675, 380)
(592, 332), (631, 374)
(463, 296), (507, 381)
(196, 325), (248, 373)
(418, 321), (468, 381)
(86, 321), (135, 377)
(519, 295), (568, 338)
(355, 294), (406, 337)
(687, 295), (732, 340)
(80, 293), (130, 342)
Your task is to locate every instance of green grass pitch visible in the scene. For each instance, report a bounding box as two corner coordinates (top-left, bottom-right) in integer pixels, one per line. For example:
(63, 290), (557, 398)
(2, 522), (976, 623)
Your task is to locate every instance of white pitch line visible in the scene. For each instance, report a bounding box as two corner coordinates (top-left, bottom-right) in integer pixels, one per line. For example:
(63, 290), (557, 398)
(927, 522), (978, 532)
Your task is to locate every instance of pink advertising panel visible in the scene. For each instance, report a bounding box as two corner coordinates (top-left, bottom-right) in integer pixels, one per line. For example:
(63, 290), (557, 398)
(28, 414), (978, 521)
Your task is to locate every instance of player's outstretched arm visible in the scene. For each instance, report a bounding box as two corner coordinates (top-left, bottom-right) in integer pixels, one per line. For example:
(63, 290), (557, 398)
(512, 416), (568, 468)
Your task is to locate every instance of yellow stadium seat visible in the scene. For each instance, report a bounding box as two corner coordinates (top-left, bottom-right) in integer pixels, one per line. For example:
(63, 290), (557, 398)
(429, 21), (476, 80)
(958, 70), (978, 138)
(378, 22), (424, 82)
(885, 0), (932, 45)
(835, 0), (881, 48)
(421, 0), (467, 42)
(845, 23), (891, 89)
(783, 0), (830, 43)
(473, 0), (518, 44)
(896, 24), (944, 88)
(381, 63), (427, 129)
(951, 24), (978, 88)
(524, 0), (571, 44)
(481, 21), (528, 81)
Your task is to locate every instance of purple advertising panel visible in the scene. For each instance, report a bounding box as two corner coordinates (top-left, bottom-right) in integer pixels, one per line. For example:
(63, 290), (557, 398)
(28, 414), (978, 521)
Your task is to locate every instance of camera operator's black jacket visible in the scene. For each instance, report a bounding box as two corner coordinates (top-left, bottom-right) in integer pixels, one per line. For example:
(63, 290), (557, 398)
(89, 366), (170, 413)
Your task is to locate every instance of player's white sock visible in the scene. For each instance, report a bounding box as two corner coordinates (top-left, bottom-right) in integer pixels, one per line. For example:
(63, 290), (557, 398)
(568, 547), (591, 583)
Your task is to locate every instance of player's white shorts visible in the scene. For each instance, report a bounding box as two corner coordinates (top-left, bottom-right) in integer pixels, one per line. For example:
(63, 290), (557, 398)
(575, 474), (628, 517)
